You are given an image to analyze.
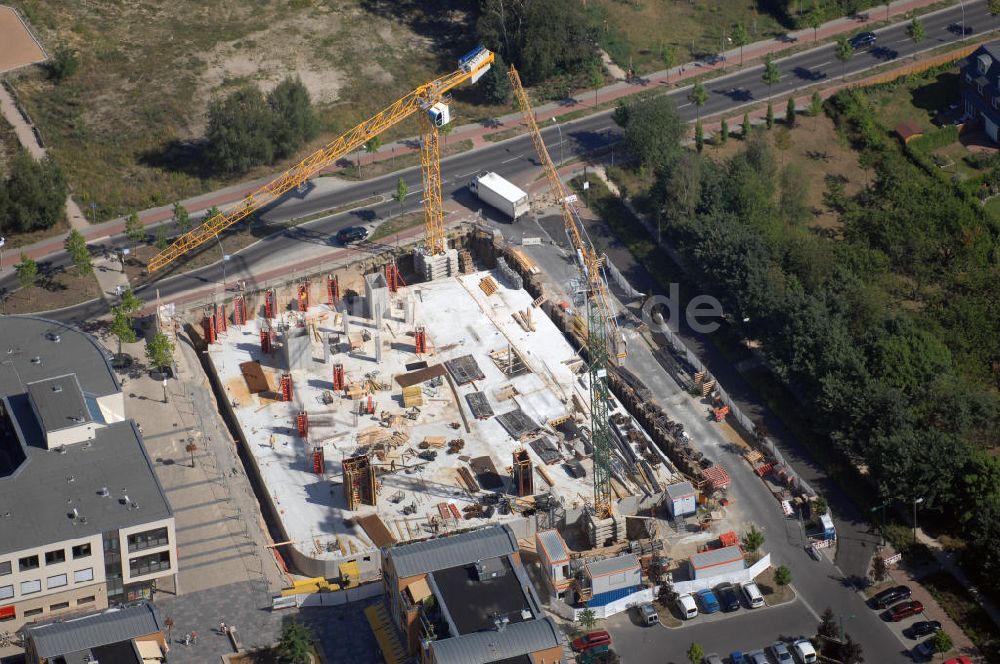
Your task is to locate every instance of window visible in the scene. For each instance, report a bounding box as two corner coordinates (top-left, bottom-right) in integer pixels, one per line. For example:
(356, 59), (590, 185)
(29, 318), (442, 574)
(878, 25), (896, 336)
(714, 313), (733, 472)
(23, 608), (43, 617)
(73, 568), (94, 583)
(129, 551), (170, 577)
(0, 561), (10, 576)
(45, 549), (66, 565)
(49, 602), (69, 611)
(19, 555), (39, 572)
(20, 579), (41, 595)
(72, 543), (92, 559)
(47, 574), (67, 589)
(77, 596), (95, 605)
(127, 527), (169, 553)
(0, 585), (12, 600)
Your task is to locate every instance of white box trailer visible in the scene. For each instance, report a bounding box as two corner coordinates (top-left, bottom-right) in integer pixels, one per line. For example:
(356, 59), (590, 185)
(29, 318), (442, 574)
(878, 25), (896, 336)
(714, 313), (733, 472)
(469, 172), (530, 221)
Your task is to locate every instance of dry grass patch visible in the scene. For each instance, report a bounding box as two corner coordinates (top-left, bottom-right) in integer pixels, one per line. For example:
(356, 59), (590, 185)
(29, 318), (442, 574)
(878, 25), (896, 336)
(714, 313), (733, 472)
(1, 267), (101, 314)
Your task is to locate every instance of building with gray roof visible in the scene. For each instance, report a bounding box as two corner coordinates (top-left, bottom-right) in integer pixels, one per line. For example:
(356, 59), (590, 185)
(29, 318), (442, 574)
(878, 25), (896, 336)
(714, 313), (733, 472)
(21, 601), (166, 664)
(426, 616), (562, 664)
(0, 316), (176, 631)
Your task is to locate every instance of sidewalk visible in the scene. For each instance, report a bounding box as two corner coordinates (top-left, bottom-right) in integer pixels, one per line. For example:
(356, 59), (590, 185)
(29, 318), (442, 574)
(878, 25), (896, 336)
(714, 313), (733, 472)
(1, 0), (952, 269)
(915, 527), (1000, 630)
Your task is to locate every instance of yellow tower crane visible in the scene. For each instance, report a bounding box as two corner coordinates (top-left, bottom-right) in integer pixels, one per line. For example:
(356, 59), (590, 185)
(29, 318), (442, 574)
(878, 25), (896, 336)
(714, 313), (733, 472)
(147, 46), (494, 273)
(507, 64), (623, 525)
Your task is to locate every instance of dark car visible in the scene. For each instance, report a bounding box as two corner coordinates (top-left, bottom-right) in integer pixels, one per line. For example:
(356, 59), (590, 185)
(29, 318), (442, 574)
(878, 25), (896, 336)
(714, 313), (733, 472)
(335, 226), (368, 244)
(872, 585), (911, 609)
(849, 31), (877, 49)
(907, 620), (942, 639)
(715, 583), (740, 612)
(571, 630), (611, 652)
(889, 600), (924, 621)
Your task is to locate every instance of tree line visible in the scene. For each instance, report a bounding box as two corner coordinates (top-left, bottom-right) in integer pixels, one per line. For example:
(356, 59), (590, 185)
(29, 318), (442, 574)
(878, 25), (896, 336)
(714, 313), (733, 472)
(613, 91), (1000, 595)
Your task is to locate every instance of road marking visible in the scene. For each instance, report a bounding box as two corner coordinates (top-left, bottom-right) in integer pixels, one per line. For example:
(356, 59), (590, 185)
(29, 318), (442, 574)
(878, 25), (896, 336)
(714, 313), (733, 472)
(501, 154), (523, 164)
(816, 60), (831, 67)
(678, 102), (692, 109)
(454, 171), (478, 179)
(790, 585), (823, 622)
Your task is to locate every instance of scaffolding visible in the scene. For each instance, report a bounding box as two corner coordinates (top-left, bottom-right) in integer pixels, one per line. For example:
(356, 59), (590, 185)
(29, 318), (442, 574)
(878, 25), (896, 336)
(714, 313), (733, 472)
(343, 454), (377, 510)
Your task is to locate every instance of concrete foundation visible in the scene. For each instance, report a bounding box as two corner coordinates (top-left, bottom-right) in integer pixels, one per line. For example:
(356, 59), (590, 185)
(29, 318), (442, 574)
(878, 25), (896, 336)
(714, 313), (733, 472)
(415, 248), (459, 281)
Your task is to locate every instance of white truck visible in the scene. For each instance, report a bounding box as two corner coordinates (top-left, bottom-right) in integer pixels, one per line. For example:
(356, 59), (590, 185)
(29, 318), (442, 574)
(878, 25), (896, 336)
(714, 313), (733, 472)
(469, 172), (529, 221)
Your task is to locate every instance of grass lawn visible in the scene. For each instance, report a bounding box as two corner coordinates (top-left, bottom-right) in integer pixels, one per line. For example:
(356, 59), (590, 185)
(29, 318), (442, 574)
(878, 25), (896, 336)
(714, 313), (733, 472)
(11, 1), (507, 223)
(756, 566), (795, 606)
(867, 70), (960, 134)
(1, 266), (101, 314)
(590, 0), (785, 75)
(368, 212), (423, 243)
(920, 571), (1000, 663)
(335, 139), (473, 182)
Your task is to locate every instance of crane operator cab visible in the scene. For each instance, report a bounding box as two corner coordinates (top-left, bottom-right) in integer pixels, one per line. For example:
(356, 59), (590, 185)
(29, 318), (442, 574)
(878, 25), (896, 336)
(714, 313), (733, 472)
(428, 101), (451, 128)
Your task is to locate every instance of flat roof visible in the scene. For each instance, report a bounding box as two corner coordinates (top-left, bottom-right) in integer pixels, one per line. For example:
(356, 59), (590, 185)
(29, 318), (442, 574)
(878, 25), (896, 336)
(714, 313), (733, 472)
(25, 602), (162, 659)
(690, 545), (745, 570)
(26, 374), (93, 433)
(585, 553), (639, 578)
(0, 316), (119, 399)
(388, 525), (517, 579)
(479, 172), (528, 203)
(536, 529), (569, 564)
(432, 555), (534, 634)
(429, 617), (561, 664)
(666, 481), (695, 500)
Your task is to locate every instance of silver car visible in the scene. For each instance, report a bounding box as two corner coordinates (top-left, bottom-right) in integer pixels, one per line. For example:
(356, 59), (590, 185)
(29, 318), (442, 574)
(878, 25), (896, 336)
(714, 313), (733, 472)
(702, 655), (723, 664)
(747, 650), (769, 664)
(769, 642), (793, 664)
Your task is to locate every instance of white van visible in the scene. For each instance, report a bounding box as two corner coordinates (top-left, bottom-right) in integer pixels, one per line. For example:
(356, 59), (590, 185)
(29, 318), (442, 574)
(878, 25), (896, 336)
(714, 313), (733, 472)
(792, 639), (817, 663)
(741, 581), (765, 609)
(676, 593), (698, 619)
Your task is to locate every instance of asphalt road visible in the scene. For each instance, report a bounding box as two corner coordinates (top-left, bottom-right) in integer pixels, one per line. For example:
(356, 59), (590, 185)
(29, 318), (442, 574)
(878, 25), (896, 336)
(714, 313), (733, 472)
(6, 0), (994, 325)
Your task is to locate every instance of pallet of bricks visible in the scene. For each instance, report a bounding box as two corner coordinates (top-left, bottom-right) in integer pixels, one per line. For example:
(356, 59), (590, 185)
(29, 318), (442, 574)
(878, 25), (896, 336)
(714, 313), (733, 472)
(402, 385), (423, 407)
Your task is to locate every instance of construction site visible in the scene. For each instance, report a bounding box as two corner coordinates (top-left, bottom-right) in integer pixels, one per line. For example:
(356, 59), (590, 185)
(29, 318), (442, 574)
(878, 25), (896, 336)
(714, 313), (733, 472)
(146, 45), (814, 612)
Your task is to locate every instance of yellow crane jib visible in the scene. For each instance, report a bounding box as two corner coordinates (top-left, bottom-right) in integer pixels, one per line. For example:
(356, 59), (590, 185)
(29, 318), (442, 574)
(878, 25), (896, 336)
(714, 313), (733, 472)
(147, 46), (494, 273)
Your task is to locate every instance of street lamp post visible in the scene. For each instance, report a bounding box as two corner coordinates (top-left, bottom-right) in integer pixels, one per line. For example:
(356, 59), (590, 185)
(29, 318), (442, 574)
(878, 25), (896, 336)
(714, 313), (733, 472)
(959, 0), (966, 37)
(216, 236), (229, 288)
(912, 497), (924, 541)
(838, 613), (856, 641)
(870, 502), (887, 546)
(551, 117), (564, 166)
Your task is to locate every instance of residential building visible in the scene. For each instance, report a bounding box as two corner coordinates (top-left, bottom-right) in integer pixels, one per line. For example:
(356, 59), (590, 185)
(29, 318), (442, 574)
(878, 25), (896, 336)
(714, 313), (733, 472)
(961, 41), (1000, 142)
(0, 316), (176, 630)
(380, 525), (563, 664)
(21, 601), (167, 664)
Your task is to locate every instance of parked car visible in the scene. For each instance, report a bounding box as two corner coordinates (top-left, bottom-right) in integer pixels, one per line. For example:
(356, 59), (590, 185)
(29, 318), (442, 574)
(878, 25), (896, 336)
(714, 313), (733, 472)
(907, 620), (942, 639)
(676, 593), (699, 619)
(730, 651), (746, 664)
(571, 630), (611, 652)
(769, 641), (794, 664)
(889, 600), (924, 621)
(636, 602), (659, 626)
(715, 583), (741, 612)
(807, 543), (822, 561)
(944, 658), (972, 664)
(746, 650), (769, 664)
(702, 655), (724, 664)
(912, 638), (936, 661)
(849, 31), (877, 49)
(792, 639), (817, 664)
(872, 584), (912, 609)
(696, 588), (721, 614)
(741, 580), (765, 608)
(335, 225), (368, 244)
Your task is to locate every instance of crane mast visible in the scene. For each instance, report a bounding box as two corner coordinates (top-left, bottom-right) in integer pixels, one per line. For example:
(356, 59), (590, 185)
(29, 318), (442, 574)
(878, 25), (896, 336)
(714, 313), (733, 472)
(148, 46), (493, 272)
(507, 65), (619, 522)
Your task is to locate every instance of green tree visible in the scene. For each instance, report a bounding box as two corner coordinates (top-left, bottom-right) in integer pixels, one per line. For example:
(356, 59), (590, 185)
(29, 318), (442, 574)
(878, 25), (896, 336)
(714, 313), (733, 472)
(742, 525), (765, 553)
(688, 82), (708, 119)
(206, 85), (275, 174)
(732, 23), (749, 66)
(119, 287), (142, 314)
(110, 306), (137, 356)
(155, 224), (169, 251)
(172, 202), (191, 234)
(0, 154), (68, 232)
(15, 253), (38, 290)
(835, 36), (853, 80)
(202, 206), (222, 224)
(774, 564), (792, 586)
(578, 607), (597, 632)
(766, 102), (775, 130)
(818, 607), (839, 639)
(268, 76), (318, 159)
(64, 229), (92, 276)
(719, 118), (728, 146)
(991, 0), (1000, 16)
(813, 496), (828, 516)
(590, 63), (603, 106)
(809, 90), (823, 117)
(687, 642), (705, 664)
(614, 96), (684, 171)
(661, 43), (677, 81)
(933, 629), (953, 655)
(145, 331), (174, 371)
(695, 119), (704, 153)
(365, 135), (381, 165)
(785, 97), (796, 126)
(870, 553), (889, 584)
(481, 51), (512, 104)
(761, 54), (780, 100)
(49, 45), (79, 82)
(742, 112), (752, 139)
(395, 176), (408, 216)
(775, 127), (793, 167)
(124, 212), (144, 248)
(439, 121), (454, 145)
(808, 3), (825, 42)
(907, 17), (926, 45)
(840, 634), (863, 664)
(277, 618), (313, 664)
